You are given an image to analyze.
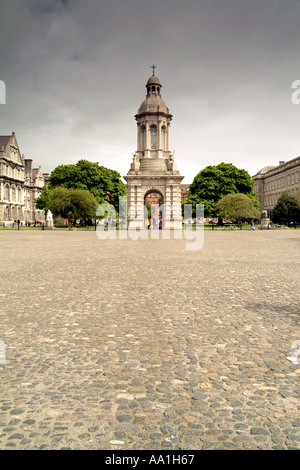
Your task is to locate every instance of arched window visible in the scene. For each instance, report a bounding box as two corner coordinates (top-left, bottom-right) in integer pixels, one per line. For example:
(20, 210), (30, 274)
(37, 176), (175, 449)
(5, 185), (9, 201)
(151, 125), (157, 149)
(161, 126), (166, 150)
(142, 127), (146, 150)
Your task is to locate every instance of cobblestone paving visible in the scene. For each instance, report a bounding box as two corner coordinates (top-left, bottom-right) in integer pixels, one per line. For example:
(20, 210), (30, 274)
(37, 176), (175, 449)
(0, 229), (299, 450)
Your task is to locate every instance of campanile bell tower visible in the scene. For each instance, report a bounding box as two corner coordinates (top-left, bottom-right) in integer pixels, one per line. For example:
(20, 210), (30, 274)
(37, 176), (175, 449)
(124, 67), (184, 230)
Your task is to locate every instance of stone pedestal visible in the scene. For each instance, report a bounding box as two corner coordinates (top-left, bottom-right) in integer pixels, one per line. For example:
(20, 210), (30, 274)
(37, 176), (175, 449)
(260, 217), (270, 229)
(45, 219), (54, 230)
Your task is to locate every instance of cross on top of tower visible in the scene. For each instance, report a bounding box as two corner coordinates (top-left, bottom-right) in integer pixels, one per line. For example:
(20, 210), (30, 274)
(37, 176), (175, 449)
(151, 64), (157, 75)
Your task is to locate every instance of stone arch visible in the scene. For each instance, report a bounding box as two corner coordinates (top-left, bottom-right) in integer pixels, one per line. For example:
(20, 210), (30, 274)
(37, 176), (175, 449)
(144, 187), (164, 201)
(144, 187), (165, 227)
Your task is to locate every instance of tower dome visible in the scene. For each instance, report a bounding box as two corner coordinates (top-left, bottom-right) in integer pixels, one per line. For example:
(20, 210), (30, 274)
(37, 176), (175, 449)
(136, 74), (171, 117)
(146, 75), (162, 87)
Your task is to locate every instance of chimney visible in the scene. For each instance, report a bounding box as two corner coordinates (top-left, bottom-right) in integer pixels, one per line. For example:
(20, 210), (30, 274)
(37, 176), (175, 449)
(25, 159), (33, 175)
(279, 161), (285, 165)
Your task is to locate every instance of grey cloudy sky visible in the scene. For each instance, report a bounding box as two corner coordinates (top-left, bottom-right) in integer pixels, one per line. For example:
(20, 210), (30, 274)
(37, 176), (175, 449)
(1, 0), (300, 183)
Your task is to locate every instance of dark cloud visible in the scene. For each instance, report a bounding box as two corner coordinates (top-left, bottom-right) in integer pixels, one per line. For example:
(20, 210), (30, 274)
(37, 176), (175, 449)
(27, 0), (70, 16)
(0, 0), (299, 182)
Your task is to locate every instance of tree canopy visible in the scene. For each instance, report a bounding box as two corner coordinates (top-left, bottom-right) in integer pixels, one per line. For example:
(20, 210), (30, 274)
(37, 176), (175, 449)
(35, 188), (51, 213)
(215, 193), (260, 224)
(47, 187), (99, 222)
(272, 192), (300, 225)
(48, 159), (126, 211)
(184, 163), (259, 217)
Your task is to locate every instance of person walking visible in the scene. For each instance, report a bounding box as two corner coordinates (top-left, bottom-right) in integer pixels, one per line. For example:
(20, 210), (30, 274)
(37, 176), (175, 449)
(249, 219), (255, 230)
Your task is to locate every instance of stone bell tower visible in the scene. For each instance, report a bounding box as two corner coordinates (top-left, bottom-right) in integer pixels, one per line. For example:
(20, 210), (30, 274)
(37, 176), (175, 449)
(124, 67), (184, 229)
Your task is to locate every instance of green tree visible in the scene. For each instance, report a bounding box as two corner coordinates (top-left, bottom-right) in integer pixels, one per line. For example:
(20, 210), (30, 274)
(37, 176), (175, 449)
(184, 163), (259, 217)
(48, 159), (126, 212)
(272, 192), (300, 225)
(35, 188), (51, 214)
(144, 198), (151, 219)
(215, 193), (260, 228)
(47, 187), (98, 223)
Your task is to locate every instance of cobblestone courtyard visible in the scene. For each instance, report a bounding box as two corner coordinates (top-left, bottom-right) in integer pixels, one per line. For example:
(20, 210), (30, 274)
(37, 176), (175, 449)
(0, 229), (299, 450)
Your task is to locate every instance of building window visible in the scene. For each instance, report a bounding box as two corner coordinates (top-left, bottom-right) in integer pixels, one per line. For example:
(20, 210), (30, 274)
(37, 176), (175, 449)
(142, 127), (146, 150)
(161, 126), (166, 150)
(151, 125), (157, 149)
(5, 185), (9, 201)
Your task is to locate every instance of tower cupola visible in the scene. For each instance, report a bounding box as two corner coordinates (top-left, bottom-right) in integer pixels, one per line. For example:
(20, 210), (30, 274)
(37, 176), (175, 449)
(146, 74), (162, 96)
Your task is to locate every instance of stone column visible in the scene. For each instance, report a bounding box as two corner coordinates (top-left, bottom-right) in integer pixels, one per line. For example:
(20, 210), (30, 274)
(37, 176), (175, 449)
(164, 182), (183, 230)
(137, 123), (141, 152)
(127, 180), (145, 229)
(167, 123), (171, 151)
(127, 184), (137, 222)
(157, 120), (161, 149)
(143, 122), (150, 158)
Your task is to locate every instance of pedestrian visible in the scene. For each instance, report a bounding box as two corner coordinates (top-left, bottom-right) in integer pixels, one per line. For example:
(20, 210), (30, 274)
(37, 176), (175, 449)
(249, 219), (255, 230)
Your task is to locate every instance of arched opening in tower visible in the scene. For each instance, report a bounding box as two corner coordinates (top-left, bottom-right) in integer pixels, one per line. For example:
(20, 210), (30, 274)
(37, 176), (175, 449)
(144, 190), (165, 229)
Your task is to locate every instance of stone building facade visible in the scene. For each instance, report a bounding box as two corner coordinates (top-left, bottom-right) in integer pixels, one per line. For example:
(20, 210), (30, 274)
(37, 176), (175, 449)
(124, 72), (184, 229)
(252, 156), (300, 216)
(0, 132), (48, 226)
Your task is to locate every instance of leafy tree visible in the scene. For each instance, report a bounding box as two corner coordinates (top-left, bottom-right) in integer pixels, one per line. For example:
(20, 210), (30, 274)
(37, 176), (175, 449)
(144, 198), (151, 219)
(47, 187), (98, 223)
(272, 192), (300, 225)
(184, 163), (259, 217)
(215, 193), (260, 228)
(182, 193), (215, 219)
(35, 188), (51, 214)
(48, 159), (126, 212)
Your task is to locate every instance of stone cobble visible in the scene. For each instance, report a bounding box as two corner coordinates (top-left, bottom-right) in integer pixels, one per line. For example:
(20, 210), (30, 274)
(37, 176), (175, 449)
(0, 229), (299, 450)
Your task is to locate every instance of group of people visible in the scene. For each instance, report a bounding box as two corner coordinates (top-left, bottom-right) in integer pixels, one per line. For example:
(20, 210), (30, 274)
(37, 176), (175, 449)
(146, 218), (164, 229)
